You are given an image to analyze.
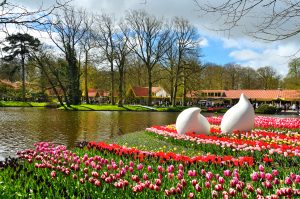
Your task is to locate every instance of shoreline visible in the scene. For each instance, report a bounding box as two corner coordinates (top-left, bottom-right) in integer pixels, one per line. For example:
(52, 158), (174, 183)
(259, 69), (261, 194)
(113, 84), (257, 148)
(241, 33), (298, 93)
(1, 101), (300, 115)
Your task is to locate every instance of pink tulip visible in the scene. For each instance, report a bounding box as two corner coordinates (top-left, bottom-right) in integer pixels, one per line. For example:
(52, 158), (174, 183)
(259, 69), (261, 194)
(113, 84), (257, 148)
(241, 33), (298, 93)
(143, 173), (148, 180)
(218, 176), (225, 184)
(195, 184), (202, 192)
(154, 184), (160, 191)
(51, 170), (56, 178)
(212, 190), (218, 198)
(181, 179), (187, 187)
(273, 178), (280, 185)
(178, 163), (184, 170)
(285, 177), (292, 185)
(265, 173), (273, 181)
(229, 188), (236, 196)
(129, 166), (133, 173)
(205, 181), (210, 188)
(168, 165), (174, 173)
(155, 178), (162, 186)
(129, 161), (134, 167)
(191, 179), (197, 186)
(137, 163), (143, 171)
(258, 164), (264, 172)
(157, 165), (163, 173)
(94, 179), (101, 187)
(265, 180), (273, 189)
(223, 169), (231, 177)
(80, 178), (85, 184)
(251, 172), (259, 181)
(188, 192), (194, 199)
(256, 188), (263, 195)
(272, 169), (279, 176)
(206, 172), (213, 180)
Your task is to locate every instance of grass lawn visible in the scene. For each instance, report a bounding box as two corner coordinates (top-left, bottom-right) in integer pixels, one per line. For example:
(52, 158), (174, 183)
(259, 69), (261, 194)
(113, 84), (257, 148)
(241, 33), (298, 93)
(59, 104), (155, 111)
(0, 101), (48, 107)
(105, 130), (203, 156)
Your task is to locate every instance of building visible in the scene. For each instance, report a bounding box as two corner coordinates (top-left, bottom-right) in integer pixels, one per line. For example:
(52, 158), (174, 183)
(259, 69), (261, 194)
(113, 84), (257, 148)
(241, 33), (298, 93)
(126, 86), (170, 105)
(188, 89), (300, 106)
(82, 89), (111, 104)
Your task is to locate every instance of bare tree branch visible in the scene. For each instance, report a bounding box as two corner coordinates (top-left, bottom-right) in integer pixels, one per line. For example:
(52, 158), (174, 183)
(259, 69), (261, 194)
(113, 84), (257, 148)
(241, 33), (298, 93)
(194, 0), (300, 41)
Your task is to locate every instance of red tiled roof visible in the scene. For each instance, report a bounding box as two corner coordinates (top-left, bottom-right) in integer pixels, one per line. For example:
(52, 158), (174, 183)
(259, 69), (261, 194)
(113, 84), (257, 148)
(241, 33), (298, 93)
(132, 86), (161, 97)
(0, 79), (19, 89)
(199, 90), (300, 100)
(87, 89), (98, 97)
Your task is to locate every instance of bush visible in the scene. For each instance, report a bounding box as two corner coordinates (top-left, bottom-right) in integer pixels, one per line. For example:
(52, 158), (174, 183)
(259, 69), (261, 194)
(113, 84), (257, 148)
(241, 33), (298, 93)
(255, 104), (279, 114)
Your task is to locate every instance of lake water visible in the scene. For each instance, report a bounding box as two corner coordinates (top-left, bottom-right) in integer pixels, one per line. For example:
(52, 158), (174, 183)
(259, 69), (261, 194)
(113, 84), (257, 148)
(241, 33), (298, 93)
(1, 107), (299, 160)
(0, 108), (183, 160)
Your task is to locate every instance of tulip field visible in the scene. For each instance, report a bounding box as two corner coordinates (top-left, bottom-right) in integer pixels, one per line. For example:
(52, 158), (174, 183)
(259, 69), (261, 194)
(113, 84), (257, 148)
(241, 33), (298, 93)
(1, 116), (300, 198)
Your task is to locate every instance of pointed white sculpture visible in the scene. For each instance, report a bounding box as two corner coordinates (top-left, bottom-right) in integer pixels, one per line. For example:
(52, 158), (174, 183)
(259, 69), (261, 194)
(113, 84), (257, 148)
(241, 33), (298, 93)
(221, 93), (255, 134)
(176, 107), (210, 135)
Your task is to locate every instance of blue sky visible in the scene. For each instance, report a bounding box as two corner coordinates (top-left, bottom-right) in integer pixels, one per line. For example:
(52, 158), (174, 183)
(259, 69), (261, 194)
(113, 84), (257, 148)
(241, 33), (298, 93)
(201, 37), (236, 65)
(14, 0), (300, 77)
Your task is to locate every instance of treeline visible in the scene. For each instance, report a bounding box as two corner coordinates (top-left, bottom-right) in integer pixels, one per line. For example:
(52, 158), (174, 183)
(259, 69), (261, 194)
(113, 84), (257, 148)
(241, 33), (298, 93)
(0, 4), (299, 107)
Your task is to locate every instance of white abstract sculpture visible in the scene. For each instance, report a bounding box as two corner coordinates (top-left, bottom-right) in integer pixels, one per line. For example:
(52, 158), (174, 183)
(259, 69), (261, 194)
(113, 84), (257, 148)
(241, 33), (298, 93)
(176, 107), (210, 135)
(221, 93), (255, 134)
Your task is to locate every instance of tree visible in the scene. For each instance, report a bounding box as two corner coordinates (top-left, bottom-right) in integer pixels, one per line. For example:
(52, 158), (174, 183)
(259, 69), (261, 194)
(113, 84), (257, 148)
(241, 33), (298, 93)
(256, 66), (280, 89)
(46, 6), (88, 105)
(2, 33), (40, 101)
(94, 14), (117, 105)
(194, 0), (300, 41)
(125, 10), (170, 106)
(79, 14), (95, 104)
(115, 23), (132, 107)
(283, 58), (300, 89)
(223, 63), (242, 90)
(0, 0), (67, 30)
(162, 17), (201, 106)
(30, 47), (68, 108)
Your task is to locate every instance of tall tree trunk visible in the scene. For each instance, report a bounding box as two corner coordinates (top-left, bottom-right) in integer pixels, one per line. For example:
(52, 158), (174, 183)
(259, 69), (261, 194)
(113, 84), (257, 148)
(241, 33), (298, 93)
(110, 61), (115, 105)
(118, 67), (124, 107)
(84, 50), (89, 104)
(170, 76), (174, 106)
(67, 50), (81, 106)
(182, 74), (187, 106)
(21, 54), (26, 102)
(172, 83), (178, 107)
(147, 67), (152, 106)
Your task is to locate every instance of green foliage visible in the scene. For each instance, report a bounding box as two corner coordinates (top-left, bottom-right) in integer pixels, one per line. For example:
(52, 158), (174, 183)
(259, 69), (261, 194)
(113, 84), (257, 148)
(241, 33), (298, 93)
(59, 105), (155, 111)
(156, 106), (188, 112)
(283, 58), (300, 89)
(0, 101), (48, 107)
(255, 104), (279, 114)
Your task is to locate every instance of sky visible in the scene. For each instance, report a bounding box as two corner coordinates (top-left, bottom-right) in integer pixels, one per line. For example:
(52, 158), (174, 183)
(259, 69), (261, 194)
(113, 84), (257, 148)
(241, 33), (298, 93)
(9, 0), (300, 77)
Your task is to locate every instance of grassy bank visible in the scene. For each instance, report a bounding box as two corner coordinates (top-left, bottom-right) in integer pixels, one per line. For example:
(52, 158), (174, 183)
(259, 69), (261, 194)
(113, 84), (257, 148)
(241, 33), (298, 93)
(106, 131), (203, 156)
(59, 104), (154, 111)
(0, 101), (48, 107)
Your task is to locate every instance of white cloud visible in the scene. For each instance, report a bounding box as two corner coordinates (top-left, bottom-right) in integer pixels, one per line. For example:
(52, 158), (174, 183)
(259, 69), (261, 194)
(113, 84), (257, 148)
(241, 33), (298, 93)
(199, 38), (208, 47)
(228, 43), (300, 76)
(229, 50), (259, 61)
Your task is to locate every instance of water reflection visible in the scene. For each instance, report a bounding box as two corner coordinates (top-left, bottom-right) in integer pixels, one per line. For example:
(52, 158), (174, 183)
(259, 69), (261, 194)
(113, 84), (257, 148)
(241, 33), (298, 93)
(0, 108), (180, 160)
(0, 107), (299, 160)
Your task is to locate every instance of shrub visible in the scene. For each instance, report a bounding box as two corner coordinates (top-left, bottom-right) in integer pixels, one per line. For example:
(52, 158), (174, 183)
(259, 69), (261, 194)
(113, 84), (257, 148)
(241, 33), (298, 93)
(255, 104), (278, 114)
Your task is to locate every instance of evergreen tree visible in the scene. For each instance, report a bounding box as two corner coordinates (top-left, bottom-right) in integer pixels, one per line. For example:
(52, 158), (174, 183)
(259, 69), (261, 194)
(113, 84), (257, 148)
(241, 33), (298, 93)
(2, 33), (40, 101)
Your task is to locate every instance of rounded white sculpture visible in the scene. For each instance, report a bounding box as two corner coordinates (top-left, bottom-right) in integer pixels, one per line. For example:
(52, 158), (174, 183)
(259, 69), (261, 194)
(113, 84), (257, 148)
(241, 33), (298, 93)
(176, 107), (210, 135)
(221, 93), (255, 134)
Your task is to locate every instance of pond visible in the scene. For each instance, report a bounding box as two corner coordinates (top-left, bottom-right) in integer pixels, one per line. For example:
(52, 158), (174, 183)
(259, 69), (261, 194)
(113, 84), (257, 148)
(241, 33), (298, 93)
(0, 107), (299, 160)
(0, 108), (183, 160)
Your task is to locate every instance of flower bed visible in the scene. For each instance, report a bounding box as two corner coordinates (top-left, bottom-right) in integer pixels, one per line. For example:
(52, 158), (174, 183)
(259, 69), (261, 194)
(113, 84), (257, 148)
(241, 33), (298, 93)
(0, 116), (300, 198)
